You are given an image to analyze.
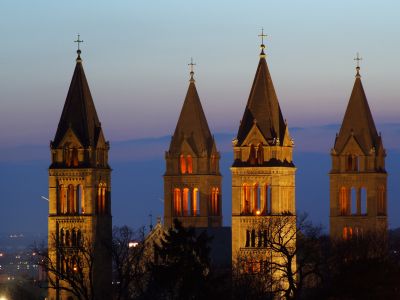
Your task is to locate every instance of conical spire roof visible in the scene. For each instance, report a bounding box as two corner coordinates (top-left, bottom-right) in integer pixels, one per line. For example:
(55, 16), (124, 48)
(237, 55), (286, 145)
(334, 68), (380, 154)
(169, 76), (214, 156)
(52, 52), (103, 148)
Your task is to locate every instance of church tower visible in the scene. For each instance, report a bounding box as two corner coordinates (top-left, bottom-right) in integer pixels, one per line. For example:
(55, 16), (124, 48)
(330, 56), (387, 240)
(48, 43), (112, 300)
(231, 33), (296, 267)
(164, 61), (222, 228)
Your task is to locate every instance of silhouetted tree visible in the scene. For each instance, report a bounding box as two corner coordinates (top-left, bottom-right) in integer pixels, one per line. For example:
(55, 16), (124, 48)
(145, 219), (213, 299)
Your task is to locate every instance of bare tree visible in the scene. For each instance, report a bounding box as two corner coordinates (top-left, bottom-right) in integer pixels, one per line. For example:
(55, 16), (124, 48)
(111, 226), (149, 300)
(33, 234), (96, 300)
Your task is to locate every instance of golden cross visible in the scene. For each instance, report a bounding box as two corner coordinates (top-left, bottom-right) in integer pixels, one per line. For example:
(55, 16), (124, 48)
(354, 52), (362, 68)
(258, 28), (267, 45)
(188, 57), (196, 74)
(74, 34), (84, 51)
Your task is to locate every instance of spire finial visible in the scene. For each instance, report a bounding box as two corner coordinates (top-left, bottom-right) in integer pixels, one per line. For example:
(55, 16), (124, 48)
(354, 52), (362, 78)
(188, 57), (196, 82)
(258, 28), (267, 58)
(74, 34), (84, 62)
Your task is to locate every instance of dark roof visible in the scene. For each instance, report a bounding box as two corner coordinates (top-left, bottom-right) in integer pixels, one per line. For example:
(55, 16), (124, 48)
(169, 79), (215, 156)
(334, 70), (380, 154)
(52, 55), (103, 148)
(237, 57), (286, 145)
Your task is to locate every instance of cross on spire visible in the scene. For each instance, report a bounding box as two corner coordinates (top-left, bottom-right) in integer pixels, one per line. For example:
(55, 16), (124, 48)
(354, 52), (362, 68)
(74, 34), (84, 51)
(188, 57), (196, 82)
(258, 28), (267, 57)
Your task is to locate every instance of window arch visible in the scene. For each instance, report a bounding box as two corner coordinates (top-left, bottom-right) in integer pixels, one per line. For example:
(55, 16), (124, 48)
(187, 155), (193, 174)
(72, 148), (78, 167)
(192, 188), (199, 216)
(59, 184), (67, 214)
(180, 155), (186, 174)
(77, 185), (84, 214)
(173, 188), (182, 216)
(65, 230), (71, 247)
(339, 187), (349, 215)
(67, 184), (75, 214)
(183, 188), (190, 216)
(97, 183), (107, 214)
(242, 184), (251, 214)
(211, 187), (219, 216)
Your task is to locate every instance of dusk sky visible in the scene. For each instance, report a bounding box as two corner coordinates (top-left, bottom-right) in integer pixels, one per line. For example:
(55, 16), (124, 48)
(1, 1), (400, 145)
(1, 1), (400, 234)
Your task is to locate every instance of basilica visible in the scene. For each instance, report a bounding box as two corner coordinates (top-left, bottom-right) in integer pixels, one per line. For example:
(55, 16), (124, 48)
(46, 33), (387, 299)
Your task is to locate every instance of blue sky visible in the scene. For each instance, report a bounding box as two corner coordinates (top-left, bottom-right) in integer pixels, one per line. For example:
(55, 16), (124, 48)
(1, 1), (400, 146)
(0, 1), (400, 234)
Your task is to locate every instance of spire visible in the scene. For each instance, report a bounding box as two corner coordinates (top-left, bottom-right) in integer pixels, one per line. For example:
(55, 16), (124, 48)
(334, 57), (380, 154)
(236, 31), (286, 145)
(52, 39), (103, 148)
(169, 63), (214, 156)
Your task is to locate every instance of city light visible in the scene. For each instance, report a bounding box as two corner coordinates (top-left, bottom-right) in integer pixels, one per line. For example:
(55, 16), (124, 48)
(0, 296), (8, 300)
(128, 242), (139, 248)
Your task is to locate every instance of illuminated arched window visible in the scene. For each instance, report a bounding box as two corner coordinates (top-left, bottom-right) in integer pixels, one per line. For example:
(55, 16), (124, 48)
(97, 183), (107, 214)
(180, 155), (187, 174)
(242, 184), (251, 214)
(248, 145), (256, 165)
(173, 188), (182, 216)
(253, 183), (259, 214)
(339, 187), (349, 215)
(183, 188), (190, 216)
(211, 187), (219, 216)
(67, 185), (75, 214)
(192, 188), (199, 216)
(343, 227), (348, 240)
(187, 155), (193, 174)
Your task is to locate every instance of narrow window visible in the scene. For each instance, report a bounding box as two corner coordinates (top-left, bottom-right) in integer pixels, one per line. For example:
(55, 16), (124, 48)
(343, 227), (348, 240)
(187, 155), (193, 174)
(183, 188), (189, 216)
(173, 188), (182, 216)
(245, 230), (250, 247)
(192, 188), (199, 216)
(243, 184), (250, 214)
(253, 183), (259, 214)
(180, 155), (186, 174)
(257, 144), (264, 164)
(67, 185), (75, 214)
(351, 187), (357, 215)
(59, 185), (66, 214)
(339, 187), (349, 215)
(361, 187), (367, 215)
(76, 185), (84, 214)
(248, 145), (256, 165)
(60, 229), (65, 246)
(65, 230), (71, 247)
(251, 229), (256, 247)
(257, 230), (262, 247)
(346, 155), (352, 171)
(77, 230), (82, 247)
(72, 148), (78, 167)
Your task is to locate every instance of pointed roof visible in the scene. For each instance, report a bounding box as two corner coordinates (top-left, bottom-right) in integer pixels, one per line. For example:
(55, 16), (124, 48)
(169, 76), (214, 156)
(237, 55), (286, 145)
(334, 68), (380, 154)
(52, 52), (103, 148)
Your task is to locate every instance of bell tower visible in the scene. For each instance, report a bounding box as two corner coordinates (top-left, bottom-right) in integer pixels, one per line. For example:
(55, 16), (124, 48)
(48, 43), (112, 300)
(330, 56), (387, 240)
(164, 61), (222, 228)
(231, 32), (296, 267)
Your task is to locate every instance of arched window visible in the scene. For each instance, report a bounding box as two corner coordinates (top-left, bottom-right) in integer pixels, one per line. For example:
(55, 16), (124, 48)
(257, 144), (264, 164)
(64, 146), (71, 167)
(67, 185), (75, 214)
(192, 188), (199, 216)
(343, 227), (348, 240)
(97, 183), (107, 214)
(242, 184), (251, 214)
(251, 229), (256, 247)
(187, 155), (193, 174)
(60, 229), (65, 246)
(346, 155), (352, 171)
(65, 230), (71, 247)
(180, 155), (186, 174)
(248, 145), (256, 165)
(77, 230), (82, 247)
(183, 188), (190, 216)
(210, 187), (219, 216)
(173, 188), (182, 216)
(253, 183), (260, 214)
(263, 184), (271, 215)
(77, 185), (84, 214)
(59, 185), (67, 214)
(339, 187), (349, 215)
(72, 229), (77, 247)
